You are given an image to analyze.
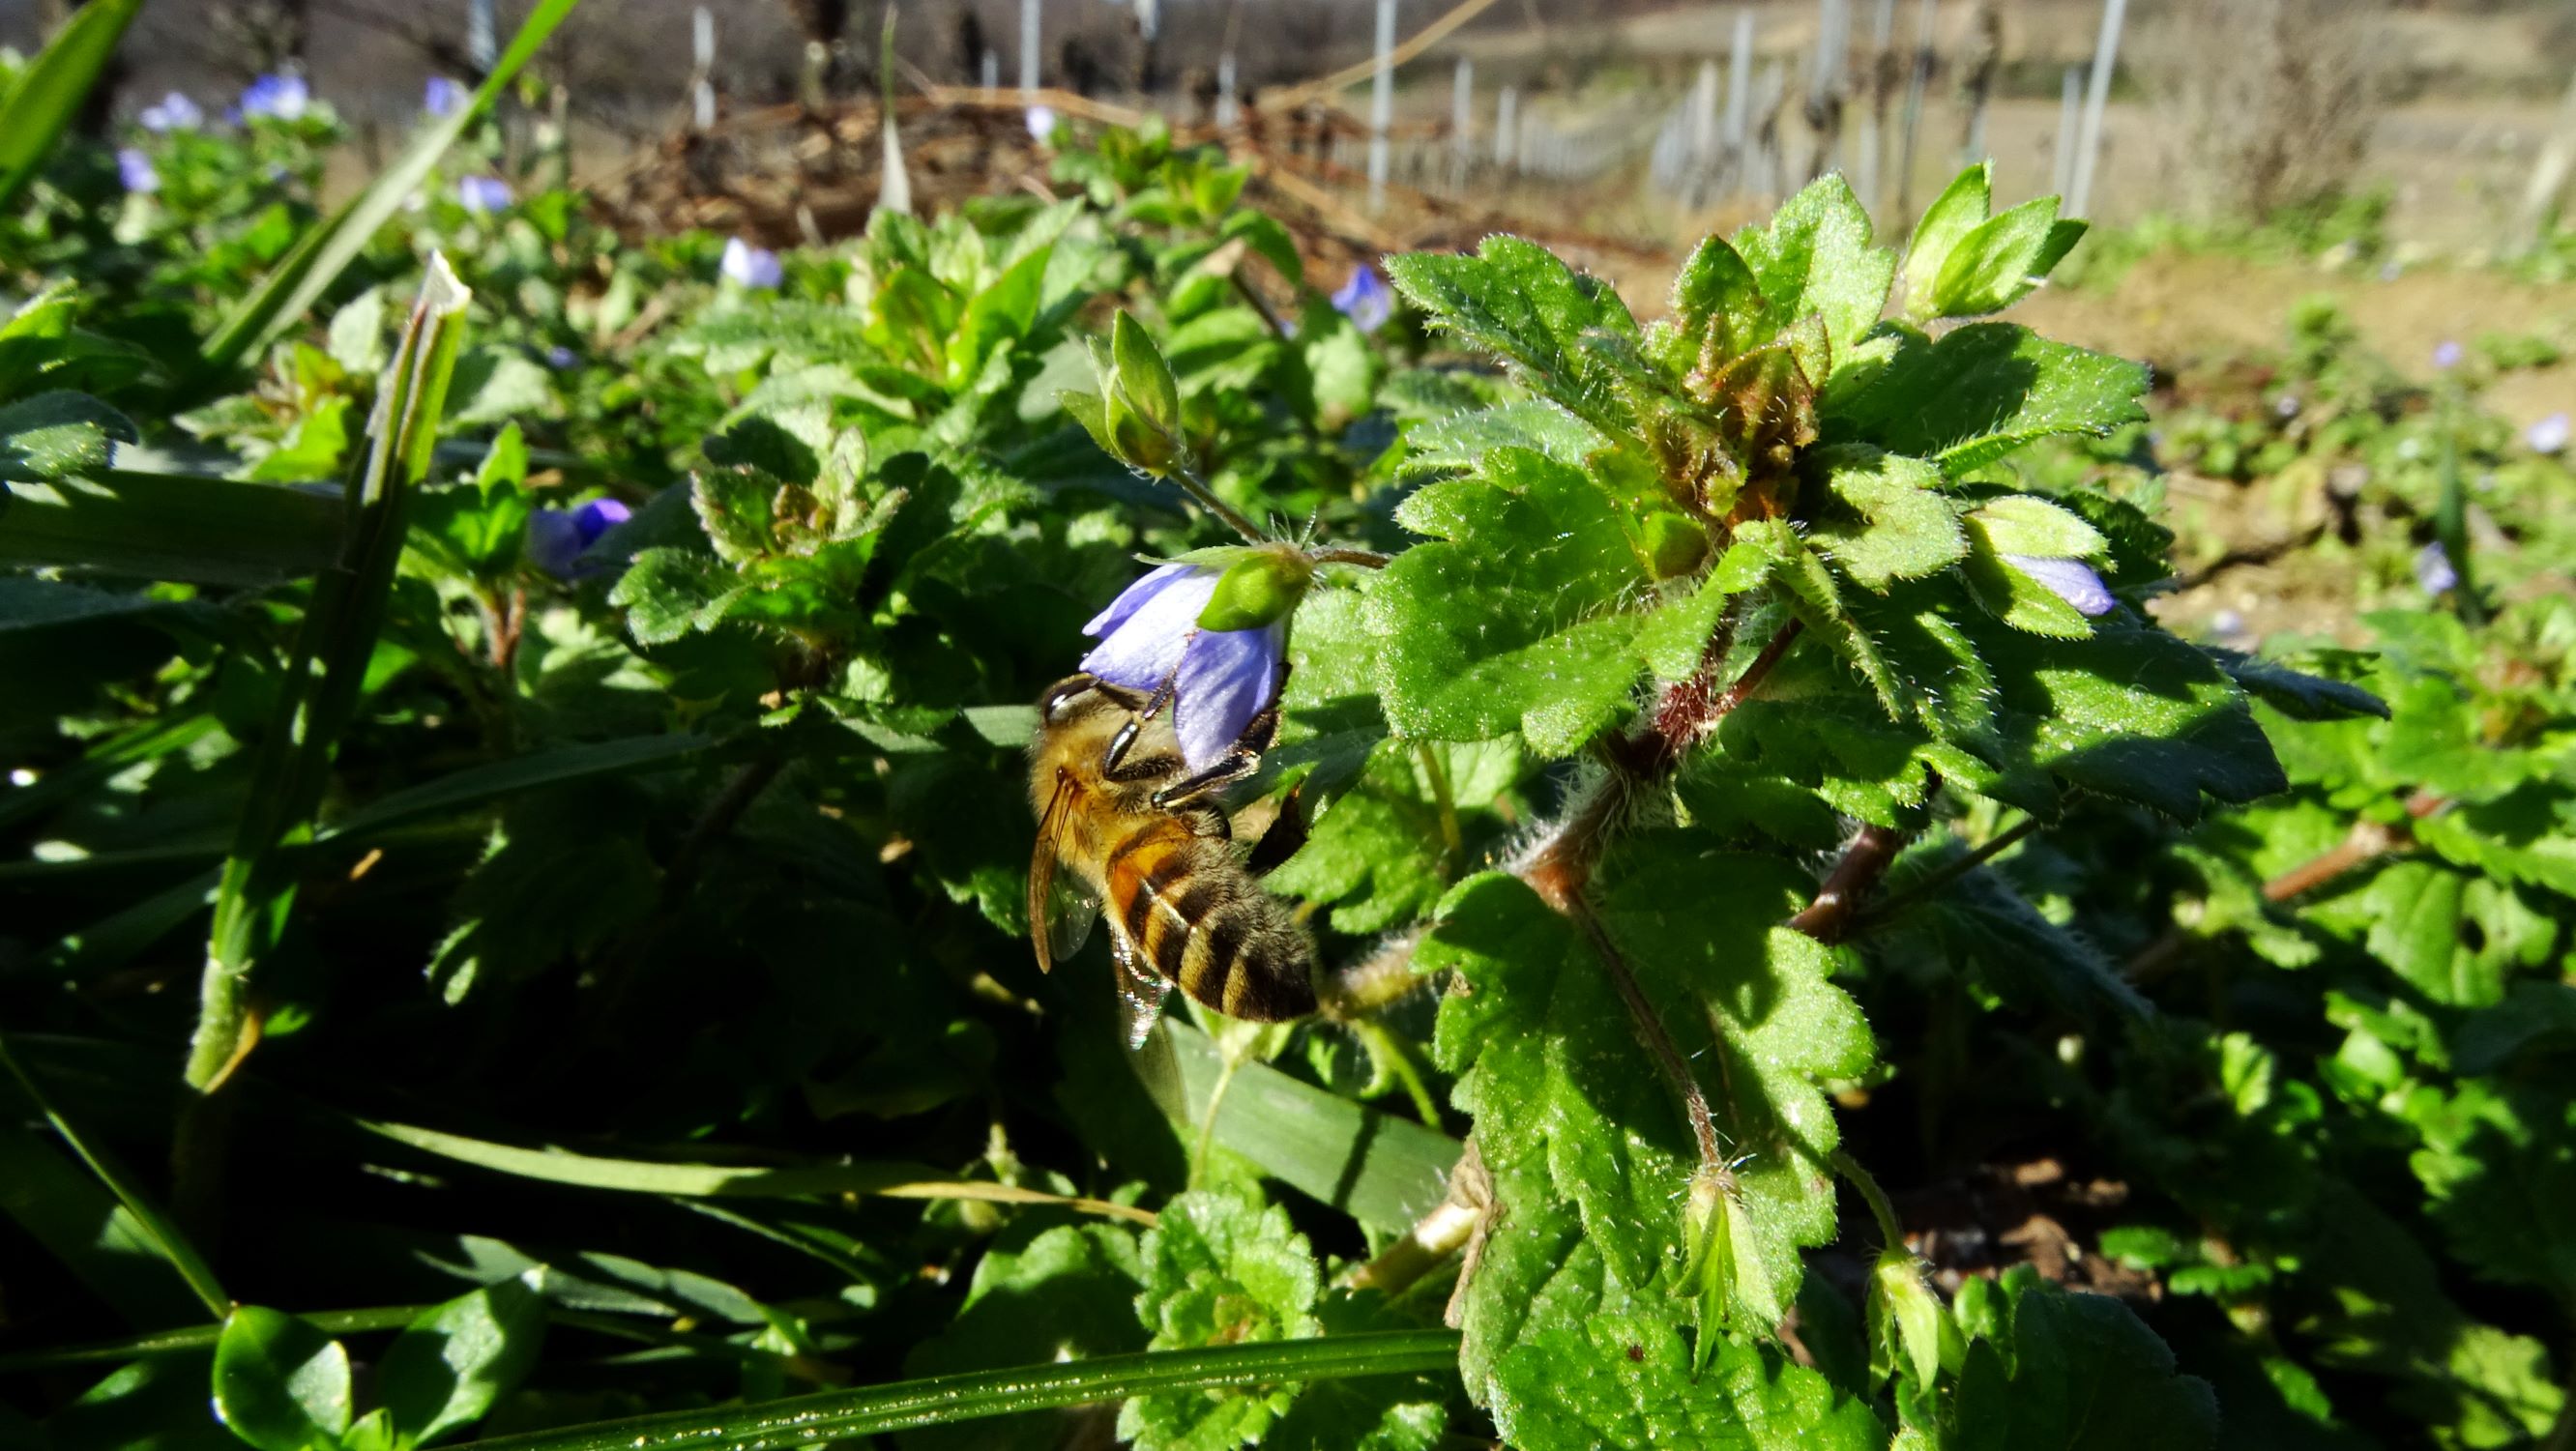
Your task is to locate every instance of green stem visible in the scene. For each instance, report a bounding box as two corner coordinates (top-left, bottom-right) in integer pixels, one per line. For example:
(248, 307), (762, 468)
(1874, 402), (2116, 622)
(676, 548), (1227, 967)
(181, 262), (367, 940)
(1165, 457), (1272, 547)
(1858, 816), (2039, 931)
(1415, 741), (1463, 861)
(1357, 1018), (1446, 1128)
(1830, 1149), (1906, 1252)
(440, 1331), (1463, 1451)
(2434, 384), (2485, 627)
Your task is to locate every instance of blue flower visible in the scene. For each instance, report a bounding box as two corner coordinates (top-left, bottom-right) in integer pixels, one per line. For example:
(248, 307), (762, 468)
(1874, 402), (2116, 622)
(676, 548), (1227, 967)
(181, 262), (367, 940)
(116, 148), (159, 193)
(2432, 339), (2463, 371)
(719, 237), (782, 289)
(527, 498), (633, 580)
(139, 91), (202, 132)
(1026, 105), (1060, 143)
(2004, 554), (2115, 617)
(455, 175), (512, 214)
(544, 344), (579, 371)
(2415, 540), (2458, 595)
(1331, 264), (1392, 334)
(424, 76), (467, 118)
(1079, 563), (1288, 772)
(2528, 411), (2569, 455)
(239, 73), (310, 122)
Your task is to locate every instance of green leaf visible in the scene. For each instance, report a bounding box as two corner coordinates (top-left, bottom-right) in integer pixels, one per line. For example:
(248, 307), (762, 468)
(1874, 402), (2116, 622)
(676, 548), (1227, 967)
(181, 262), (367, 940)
(1266, 739), (1522, 933)
(1901, 164), (1993, 319)
(1146, 1023), (1460, 1235)
(0, 391), (135, 483)
(609, 547), (747, 645)
(1651, 235), (1771, 377)
(191, 0), (586, 386)
(1968, 495), (2106, 560)
(1111, 311), (1182, 434)
(1960, 525), (2093, 639)
(1494, 1313), (1883, 1450)
(1930, 196), (2071, 319)
(212, 1308), (353, 1451)
(377, 1276), (547, 1444)
(1825, 322), (2150, 475)
(0, 470), (342, 585)
(1368, 447), (1744, 755)
(1383, 237), (1640, 428)
(2216, 651), (2390, 722)
(0, 0), (146, 213)
(903, 1224), (1146, 1451)
(2405, 1082), (2576, 1301)
(1422, 844), (1871, 1393)
(1964, 616), (2287, 822)
(1731, 173), (1896, 356)
(1951, 1266), (2217, 1451)
(1803, 445), (1966, 589)
(1120, 1189), (1323, 1451)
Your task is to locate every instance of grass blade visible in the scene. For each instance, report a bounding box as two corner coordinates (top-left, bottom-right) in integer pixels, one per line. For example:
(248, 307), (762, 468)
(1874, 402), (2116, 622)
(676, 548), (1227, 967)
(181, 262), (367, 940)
(189, 0), (586, 388)
(0, 0), (146, 213)
(189, 257), (473, 1091)
(0, 471), (343, 584)
(0, 1030), (229, 1318)
(352, 1118), (1156, 1226)
(439, 1330), (1463, 1451)
(1146, 1022), (1459, 1233)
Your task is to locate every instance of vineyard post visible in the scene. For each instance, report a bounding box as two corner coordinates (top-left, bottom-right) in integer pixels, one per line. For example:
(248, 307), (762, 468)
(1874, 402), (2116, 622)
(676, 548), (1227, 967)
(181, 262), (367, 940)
(1690, 57), (1719, 202)
(1367, 0), (1395, 212)
(1724, 8), (1753, 193)
(1806, 0), (1850, 181)
(1450, 56), (1474, 191)
(2052, 65), (2081, 201)
(1217, 52), (1239, 128)
(2067, 0), (2126, 218)
(2516, 65), (2576, 253)
(1019, 0), (1039, 97)
(468, 0), (495, 75)
(690, 6), (715, 133)
(1858, 0), (1895, 214)
(981, 49), (998, 90)
(1893, 0), (1937, 221)
(1496, 84), (1517, 170)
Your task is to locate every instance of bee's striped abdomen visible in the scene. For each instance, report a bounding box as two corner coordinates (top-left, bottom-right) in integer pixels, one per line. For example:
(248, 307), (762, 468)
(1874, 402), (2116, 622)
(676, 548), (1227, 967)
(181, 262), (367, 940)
(1104, 822), (1314, 1022)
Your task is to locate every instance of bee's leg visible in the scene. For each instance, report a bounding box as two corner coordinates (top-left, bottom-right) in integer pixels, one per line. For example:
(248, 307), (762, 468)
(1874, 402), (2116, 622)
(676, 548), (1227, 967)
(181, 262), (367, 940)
(1100, 676), (1181, 775)
(1148, 698), (1280, 810)
(1244, 784), (1308, 878)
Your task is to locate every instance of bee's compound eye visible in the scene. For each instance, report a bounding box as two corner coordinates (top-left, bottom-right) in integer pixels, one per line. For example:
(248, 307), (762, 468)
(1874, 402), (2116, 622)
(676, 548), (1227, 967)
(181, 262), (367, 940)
(1043, 683), (1093, 721)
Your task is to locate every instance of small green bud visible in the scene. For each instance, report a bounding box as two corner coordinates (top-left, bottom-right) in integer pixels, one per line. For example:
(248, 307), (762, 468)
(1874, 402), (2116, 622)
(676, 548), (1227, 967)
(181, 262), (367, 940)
(1866, 1248), (1958, 1389)
(1637, 509), (1711, 580)
(1197, 544), (1315, 632)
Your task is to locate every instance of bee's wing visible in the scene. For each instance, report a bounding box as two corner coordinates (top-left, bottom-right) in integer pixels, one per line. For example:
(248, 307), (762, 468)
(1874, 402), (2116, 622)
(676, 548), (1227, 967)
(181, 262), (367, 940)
(1110, 935), (1170, 1051)
(1029, 772), (1101, 973)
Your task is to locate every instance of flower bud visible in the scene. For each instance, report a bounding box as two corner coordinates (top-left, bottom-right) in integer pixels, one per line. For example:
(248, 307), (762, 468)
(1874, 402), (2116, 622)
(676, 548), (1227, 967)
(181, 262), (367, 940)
(1197, 545), (1315, 632)
(1865, 1248), (1958, 1389)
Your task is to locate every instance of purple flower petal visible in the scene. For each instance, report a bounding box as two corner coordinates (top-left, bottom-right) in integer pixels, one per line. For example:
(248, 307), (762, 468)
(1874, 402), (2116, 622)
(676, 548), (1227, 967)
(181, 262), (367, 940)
(720, 237), (783, 289)
(2005, 554), (2115, 617)
(1081, 562), (1199, 638)
(424, 75), (466, 118)
(1171, 624), (1284, 772)
(2528, 412), (2570, 455)
(1079, 567), (1218, 691)
(529, 498), (634, 579)
(2432, 339), (2463, 371)
(139, 91), (202, 132)
(456, 176), (512, 214)
(1331, 264), (1392, 334)
(573, 497), (632, 546)
(116, 148), (159, 193)
(2415, 541), (2458, 595)
(240, 73), (309, 122)
(1026, 105), (1060, 142)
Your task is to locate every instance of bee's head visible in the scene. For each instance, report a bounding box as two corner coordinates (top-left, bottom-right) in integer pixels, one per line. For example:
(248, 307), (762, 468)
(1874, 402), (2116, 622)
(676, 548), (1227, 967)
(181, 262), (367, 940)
(1037, 673), (1147, 728)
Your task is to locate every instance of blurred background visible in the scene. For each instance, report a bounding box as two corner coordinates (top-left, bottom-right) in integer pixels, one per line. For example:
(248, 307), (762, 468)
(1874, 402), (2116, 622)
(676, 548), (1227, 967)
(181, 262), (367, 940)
(9, 0), (2568, 490)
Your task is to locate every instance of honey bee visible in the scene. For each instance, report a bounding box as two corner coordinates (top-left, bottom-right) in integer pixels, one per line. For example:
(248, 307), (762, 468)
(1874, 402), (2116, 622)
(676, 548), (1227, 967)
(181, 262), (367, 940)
(1028, 673), (1316, 1047)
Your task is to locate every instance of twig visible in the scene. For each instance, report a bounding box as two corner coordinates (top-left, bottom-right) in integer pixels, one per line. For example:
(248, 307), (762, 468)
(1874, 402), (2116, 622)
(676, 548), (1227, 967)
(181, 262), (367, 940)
(1259, 0), (1511, 111)
(2262, 789), (2444, 903)
(1342, 1159), (1485, 1296)
(1569, 892), (1722, 1167)
(1851, 816), (2041, 933)
(1785, 822), (1913, 943)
